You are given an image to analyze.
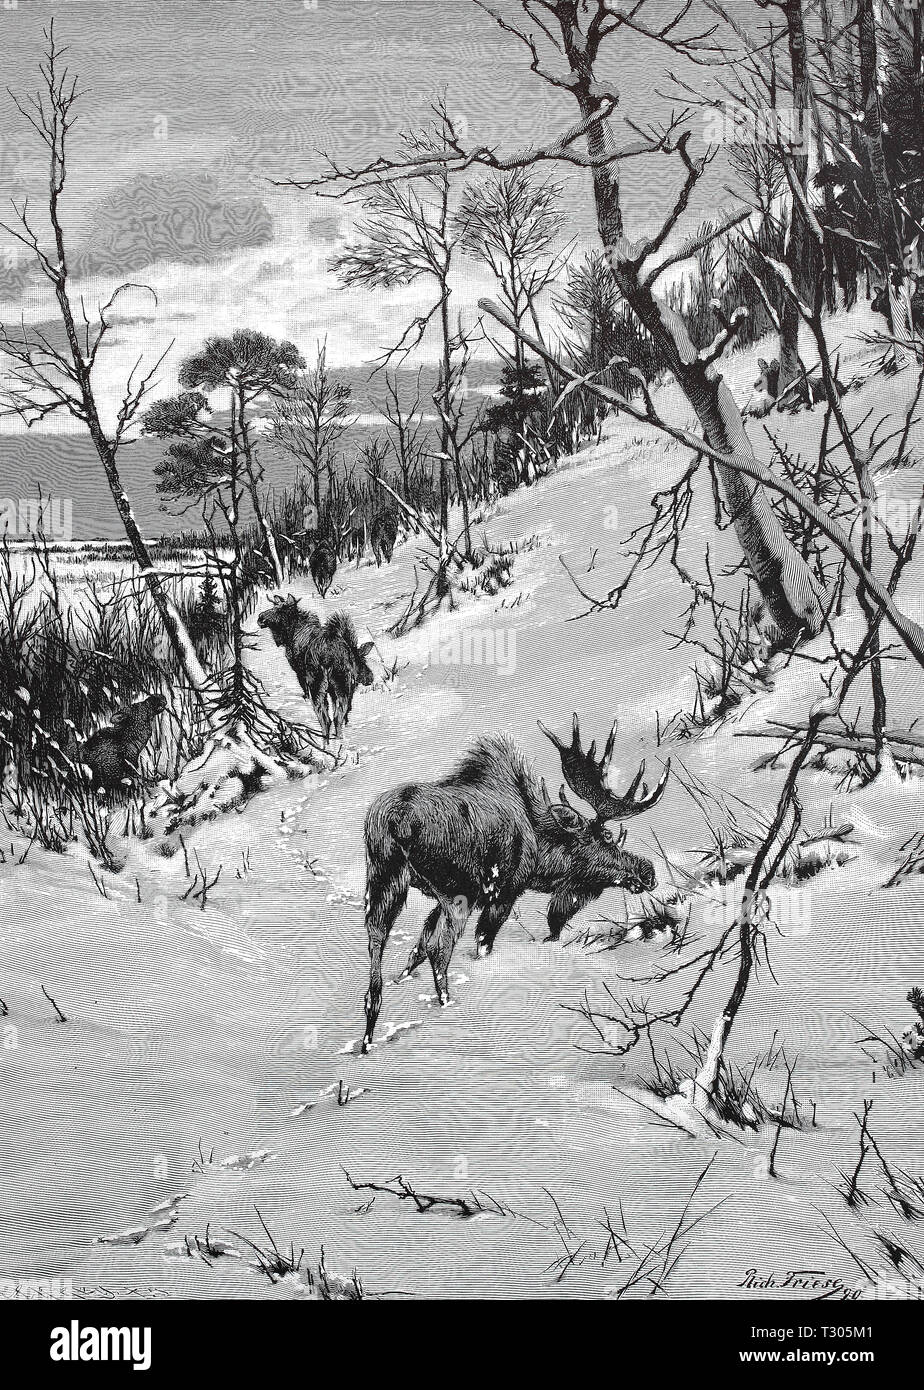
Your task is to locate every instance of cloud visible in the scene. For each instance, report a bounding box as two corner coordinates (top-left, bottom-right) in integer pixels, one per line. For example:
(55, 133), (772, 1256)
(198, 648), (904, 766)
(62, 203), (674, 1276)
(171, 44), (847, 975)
(108, 308), (196, 328)
(0, 259), (31, 302)
(74, 171), (275, 277)
(0, 315), (70, 357)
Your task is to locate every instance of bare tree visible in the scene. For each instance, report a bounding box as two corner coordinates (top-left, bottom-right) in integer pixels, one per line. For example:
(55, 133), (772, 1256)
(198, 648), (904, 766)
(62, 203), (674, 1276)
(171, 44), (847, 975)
(0, 24), (214, 719)
(382, 368), (428, 499)
(432, 314), (485, 557)
(273, 341), (355, 531)
(678, 3), (898, 770)
(456, 168), (565, 471)
(329, 102), (470, 582)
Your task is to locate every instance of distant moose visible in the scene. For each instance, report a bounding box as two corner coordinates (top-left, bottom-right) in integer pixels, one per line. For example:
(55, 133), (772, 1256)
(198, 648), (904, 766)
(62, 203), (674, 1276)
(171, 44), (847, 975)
(360, 714), (670, 1052)
(257, 594), (374, 740)
(309, 540), (338, 598)
(300, 504), (400, 595)
(79, 693), (168, 796)
(370, 511), (398, 566)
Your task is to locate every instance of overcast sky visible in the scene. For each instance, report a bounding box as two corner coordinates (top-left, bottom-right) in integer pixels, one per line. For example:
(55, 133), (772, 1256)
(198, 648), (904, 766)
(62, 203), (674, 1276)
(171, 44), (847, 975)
(0, 0), (750, 431)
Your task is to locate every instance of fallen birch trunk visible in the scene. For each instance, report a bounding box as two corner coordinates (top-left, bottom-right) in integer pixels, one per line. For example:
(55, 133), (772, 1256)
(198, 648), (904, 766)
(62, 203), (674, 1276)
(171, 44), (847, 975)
(736, 719), (924, 765)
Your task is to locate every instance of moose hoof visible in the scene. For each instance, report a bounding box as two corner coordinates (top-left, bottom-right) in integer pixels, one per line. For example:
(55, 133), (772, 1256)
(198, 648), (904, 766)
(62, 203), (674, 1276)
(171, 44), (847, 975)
(438, 990), (450, 1007)
(361, 1036), (372, 1054)
(475, 939), (491, 958)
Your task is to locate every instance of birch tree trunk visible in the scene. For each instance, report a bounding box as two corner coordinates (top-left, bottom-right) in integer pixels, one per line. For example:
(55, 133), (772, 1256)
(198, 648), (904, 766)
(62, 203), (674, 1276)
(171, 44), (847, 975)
(560, 33), (825, 644)
(54, 274), (215, 722)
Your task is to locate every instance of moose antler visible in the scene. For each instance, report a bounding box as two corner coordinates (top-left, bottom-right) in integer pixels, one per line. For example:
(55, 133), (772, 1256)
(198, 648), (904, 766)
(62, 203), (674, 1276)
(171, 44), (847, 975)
(538, 713), (670, 822)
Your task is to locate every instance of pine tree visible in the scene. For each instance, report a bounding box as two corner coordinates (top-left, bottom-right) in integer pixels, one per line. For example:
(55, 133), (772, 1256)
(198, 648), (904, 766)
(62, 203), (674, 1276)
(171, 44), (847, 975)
(189, 571), (223, 649)
(483, 358), (548, 492)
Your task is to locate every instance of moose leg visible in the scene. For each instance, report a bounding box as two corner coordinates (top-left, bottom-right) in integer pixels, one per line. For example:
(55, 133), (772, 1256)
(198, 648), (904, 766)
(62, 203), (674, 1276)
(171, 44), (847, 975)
(427, 897), (471, 1006)
(547, 888), (599, 943)
(362, 863), (410, 1053)
(333, 688), (351, 739)
(473, 899), (516, 957)
(396, 904), (442, 981)
(311, 673), (331, 740)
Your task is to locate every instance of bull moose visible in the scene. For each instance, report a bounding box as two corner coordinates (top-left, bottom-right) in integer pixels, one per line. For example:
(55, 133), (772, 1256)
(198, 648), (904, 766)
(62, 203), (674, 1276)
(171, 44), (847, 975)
(360, 714), (670, 1052)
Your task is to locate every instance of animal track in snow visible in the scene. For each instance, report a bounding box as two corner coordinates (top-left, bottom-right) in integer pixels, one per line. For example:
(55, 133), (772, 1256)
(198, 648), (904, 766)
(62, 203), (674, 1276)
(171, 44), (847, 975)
(220, 1149), (275, 1171)
(96, 1192), (190, 1246)
(290, 1081), (369, 1116)
(383, 1019), (424, 1041)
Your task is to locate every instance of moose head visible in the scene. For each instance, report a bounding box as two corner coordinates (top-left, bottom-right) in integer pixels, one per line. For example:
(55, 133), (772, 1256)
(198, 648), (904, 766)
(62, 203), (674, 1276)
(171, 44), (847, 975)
(257, 592), (304, 646)
(536, 714), (670, 895)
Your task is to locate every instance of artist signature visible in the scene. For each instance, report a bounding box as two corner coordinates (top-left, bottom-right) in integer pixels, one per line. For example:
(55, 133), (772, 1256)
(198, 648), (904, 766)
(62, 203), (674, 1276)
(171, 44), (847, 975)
(738, 1268), (862, 1299)
(0, 1281), (170, 1300)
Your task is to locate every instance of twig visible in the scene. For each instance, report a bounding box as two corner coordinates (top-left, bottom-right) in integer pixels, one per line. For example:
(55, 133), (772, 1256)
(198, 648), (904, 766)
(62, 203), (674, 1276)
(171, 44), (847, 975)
(41, 984), (67, 1022)
(342, 1169), (482, 1217)
(768, 1057), (797, 1177)
(843, 1099), (874, 1207)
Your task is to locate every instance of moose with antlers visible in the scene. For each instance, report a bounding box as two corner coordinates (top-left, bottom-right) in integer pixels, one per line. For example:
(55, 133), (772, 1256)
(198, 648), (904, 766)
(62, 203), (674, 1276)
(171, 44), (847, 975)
(360, 714), (670, 1052)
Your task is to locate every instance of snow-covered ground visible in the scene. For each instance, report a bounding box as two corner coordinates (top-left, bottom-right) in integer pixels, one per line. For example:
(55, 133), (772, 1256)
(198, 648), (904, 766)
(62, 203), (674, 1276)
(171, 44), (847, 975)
(2, 310), (923, 1300)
